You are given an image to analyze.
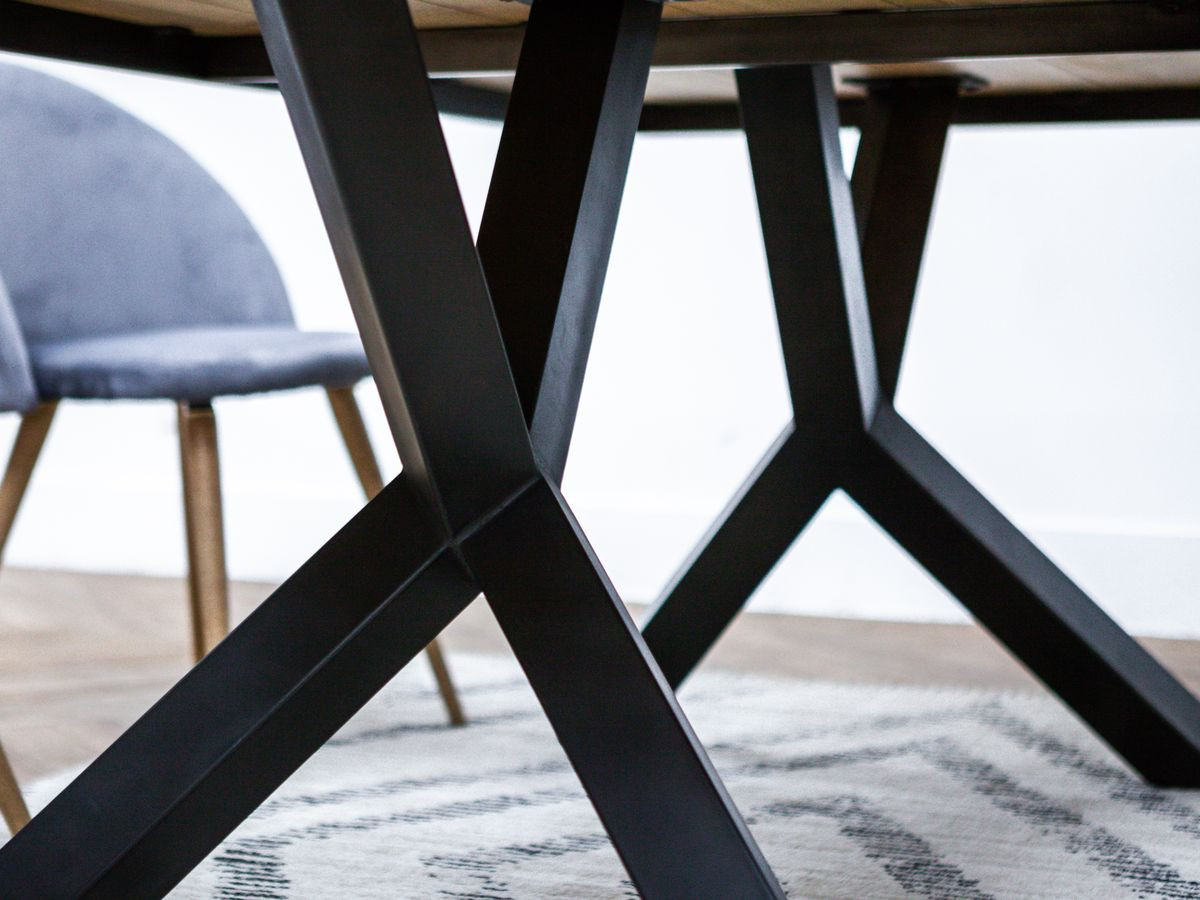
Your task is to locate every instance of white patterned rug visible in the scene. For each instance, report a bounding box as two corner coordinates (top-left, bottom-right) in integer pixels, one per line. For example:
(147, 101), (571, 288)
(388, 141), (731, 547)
(22, 653), (1200, 898)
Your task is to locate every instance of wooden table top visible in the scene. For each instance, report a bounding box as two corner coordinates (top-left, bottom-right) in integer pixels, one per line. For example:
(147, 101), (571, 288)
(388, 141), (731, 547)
(15, 0), (1200, 97)
(466, 54), (1200, 105)
(14, 0), (1130, 37)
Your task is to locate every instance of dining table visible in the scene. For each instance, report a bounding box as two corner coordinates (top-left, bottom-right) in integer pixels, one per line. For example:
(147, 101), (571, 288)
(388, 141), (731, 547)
(0, 0), (1198, 895)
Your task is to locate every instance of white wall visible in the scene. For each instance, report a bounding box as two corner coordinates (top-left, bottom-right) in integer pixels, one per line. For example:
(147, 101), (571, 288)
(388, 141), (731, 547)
(3, 53), (1200, 638)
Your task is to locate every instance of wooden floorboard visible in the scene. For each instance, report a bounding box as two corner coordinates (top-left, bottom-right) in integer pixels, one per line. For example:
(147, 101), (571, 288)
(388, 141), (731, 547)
(1, 566), (1197, 784)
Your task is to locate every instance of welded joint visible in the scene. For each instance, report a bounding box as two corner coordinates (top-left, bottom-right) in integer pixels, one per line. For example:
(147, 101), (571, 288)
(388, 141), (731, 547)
(447, 473), (543, 547)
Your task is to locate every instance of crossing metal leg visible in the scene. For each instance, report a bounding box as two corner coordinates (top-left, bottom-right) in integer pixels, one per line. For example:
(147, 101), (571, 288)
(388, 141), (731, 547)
(464, 478), (779, 896)
(850, 404), (1200, 786)
(642, 63), (1200, 787)
(0, 475), (478, 896)
(0, 1), (785, 895)
(643, 71), (957, 688)
(642, 423), (835, 688)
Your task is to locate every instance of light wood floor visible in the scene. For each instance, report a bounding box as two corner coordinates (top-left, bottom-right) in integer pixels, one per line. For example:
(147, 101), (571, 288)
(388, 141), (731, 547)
(2, 566), (1198, 785)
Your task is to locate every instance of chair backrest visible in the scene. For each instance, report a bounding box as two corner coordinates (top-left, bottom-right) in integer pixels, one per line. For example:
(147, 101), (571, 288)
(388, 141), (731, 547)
(0, 62), (293, 355)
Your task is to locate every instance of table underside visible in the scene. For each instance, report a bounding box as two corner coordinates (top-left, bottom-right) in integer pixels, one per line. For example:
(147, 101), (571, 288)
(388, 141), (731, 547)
(14, 0), (1131, 35)
(471, 54), (1200, 104)
(3, 0), (1200, 894)
(13, 0), (1200, 94)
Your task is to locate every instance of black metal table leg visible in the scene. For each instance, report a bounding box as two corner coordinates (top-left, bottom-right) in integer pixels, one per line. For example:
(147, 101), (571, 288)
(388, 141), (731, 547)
(850, 404), (1200, 787)
(0, 475), (480, 896)
(252, 0), (539, 537)
(642, 424), (835, 688)
(463, 477), (781, 897)
(477, 0), (658, 482)
(642, 73), (958, 688)
(0, 1), (788, 895)
(470, 15), (782, 885)
(852, 77), (960, 396)
(643, 63), (1200, 787)
(255, 0), (788, 887)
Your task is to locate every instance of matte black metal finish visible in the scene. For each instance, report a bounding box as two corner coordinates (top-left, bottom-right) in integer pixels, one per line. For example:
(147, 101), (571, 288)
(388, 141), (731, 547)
(4, 0), (1200, 892)
(642, 64), (1200, 788)
(851, 405), (1200, 786)
(415, 1), (1200, 75)
(0, 474), (479, 896)
(462, 477), (783, 898)
(859, 87), (1200, 128)
(636, 100), (743, 132)
(253, 0), (538, 538)
(6, 0), (1200, 89)
(643, 69), (951, 688)
(433, 82), (1200, 133)
(432, 79), (510, 121)
(477, 0), (659, 479)
(231, 0), (781, 891)
(0, 1), (786, 895)
(0, 0), (199, 77)
(641, 422), (837, 687)
(851, 77), (959, 398)
(4, 0), (1199, 136)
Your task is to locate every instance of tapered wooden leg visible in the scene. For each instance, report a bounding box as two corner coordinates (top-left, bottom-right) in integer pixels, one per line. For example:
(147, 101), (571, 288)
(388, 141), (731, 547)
(177, 402), (230, 663)
(0, 736), (29, 835)
(418, 634), (465, 726)
(0, 402), (57, 565)
(325, 386), (386, 498)
(0, 402), (56, 834)
(326, 385), (465, 725)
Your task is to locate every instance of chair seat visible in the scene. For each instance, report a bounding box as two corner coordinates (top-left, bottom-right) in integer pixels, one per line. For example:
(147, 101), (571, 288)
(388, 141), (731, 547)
(29, 326), (372, 402)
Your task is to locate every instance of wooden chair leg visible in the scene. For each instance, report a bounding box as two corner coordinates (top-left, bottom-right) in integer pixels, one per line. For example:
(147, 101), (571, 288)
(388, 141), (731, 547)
(0, 402), (57, 835)
(326, 385), (466, 725)
(0, 735), (29, 836)
(0, 402), (57, 566)
(178, 402), (230, 664)
(419, 637), (465, 726)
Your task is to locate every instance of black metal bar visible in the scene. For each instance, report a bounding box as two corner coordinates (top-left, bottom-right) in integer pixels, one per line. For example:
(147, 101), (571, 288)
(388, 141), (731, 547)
(641, 69), (947, 689)
(200, 34), (274, 83)
(851, 78), (958, 398)
(463, 476), (784, 897)
(739, 64), (880, 438)
(429, 85), (1200, 132)
(642, 424), (836, 688)
(0, 0), (200, 76)
(451, 89), (1200, 133)
(650, 1), (1200, 67)
(0, 4), (1194, 896)
(476, 0), (659, 480)
(253, 0), (537, 536)
(431, 79), (509, 121)
(2, 1), (788, 885)
(253, 0), (785, 893)
(7, 0), (1200, 90)
(5, 1), (1199, 133)
(637, 101), (743, 132)
(849, 404), (1200, 787)
(940, 87), (1200, 126)
(635, 86), (1200, 133)
(415, 1), (1200, 76)
(636, 82), (1200, 132)
(0, 475), (479, 896)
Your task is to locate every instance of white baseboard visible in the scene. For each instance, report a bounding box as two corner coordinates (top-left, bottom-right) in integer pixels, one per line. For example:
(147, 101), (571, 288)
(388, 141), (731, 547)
(6, 479), (1199, 640)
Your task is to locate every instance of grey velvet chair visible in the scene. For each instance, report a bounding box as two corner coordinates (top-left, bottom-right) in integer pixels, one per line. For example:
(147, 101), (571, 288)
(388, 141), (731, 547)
(0, 63), (464, 834)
